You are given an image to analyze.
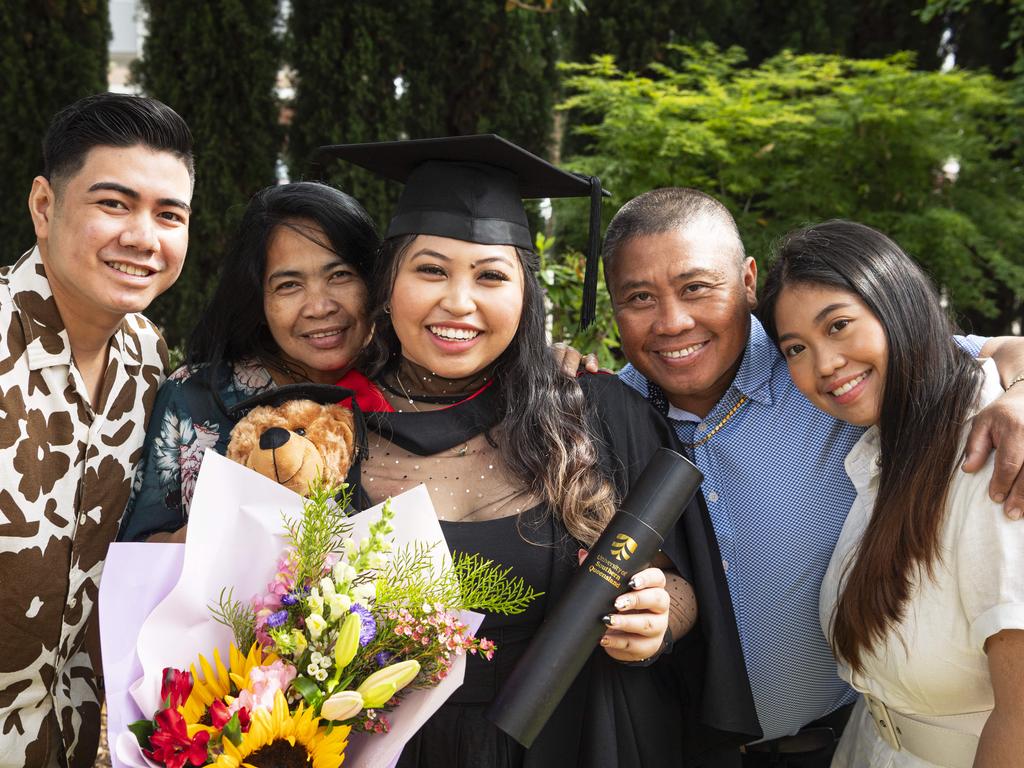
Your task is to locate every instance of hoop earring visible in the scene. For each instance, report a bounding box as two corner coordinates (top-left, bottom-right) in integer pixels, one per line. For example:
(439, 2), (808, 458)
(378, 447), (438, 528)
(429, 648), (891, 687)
(383, 302), (392, 315)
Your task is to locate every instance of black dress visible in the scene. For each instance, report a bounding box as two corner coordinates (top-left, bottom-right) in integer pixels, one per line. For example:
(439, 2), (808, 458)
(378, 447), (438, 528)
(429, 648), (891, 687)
(343, 371), (761, 767)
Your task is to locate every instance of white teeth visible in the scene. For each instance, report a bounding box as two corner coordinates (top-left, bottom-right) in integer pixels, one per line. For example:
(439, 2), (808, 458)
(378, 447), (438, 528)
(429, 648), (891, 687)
(831, 372), (868, 396)
(659, 342), (705, 359)
(306, 329), (341, 339)
(108, 262), (151, 277)
(429, 326), (480, 341)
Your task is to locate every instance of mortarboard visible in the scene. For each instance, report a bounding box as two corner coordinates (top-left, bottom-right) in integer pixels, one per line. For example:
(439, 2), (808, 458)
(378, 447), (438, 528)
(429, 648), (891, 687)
(312, 134), (608, 329)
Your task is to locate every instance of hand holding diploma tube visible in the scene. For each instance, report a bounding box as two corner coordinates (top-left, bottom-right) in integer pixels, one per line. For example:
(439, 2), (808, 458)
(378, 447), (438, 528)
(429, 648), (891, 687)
(486, 447), (704, 747)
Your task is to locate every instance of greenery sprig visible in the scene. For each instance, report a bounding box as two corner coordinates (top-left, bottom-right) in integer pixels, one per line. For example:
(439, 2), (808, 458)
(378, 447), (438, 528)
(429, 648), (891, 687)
(209, 587), (256, 651)
(375, 544), (542, 615)
(283, 475), (354, 588)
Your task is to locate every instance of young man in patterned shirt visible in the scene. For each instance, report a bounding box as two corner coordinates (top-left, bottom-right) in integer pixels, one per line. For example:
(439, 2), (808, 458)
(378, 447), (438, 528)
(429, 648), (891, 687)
(0, 93), (193, 768)
(603, 187), (1024, 767)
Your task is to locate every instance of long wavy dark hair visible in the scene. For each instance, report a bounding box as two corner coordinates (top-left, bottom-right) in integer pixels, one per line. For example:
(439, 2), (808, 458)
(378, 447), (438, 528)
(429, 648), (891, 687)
(187, 182), (380, 390)
(364, 235), (617, 545)
(759, 220), (982, 672)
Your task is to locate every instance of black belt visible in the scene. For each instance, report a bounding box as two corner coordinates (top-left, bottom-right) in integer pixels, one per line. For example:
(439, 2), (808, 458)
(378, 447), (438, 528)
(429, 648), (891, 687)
(741, 703), (854, 755)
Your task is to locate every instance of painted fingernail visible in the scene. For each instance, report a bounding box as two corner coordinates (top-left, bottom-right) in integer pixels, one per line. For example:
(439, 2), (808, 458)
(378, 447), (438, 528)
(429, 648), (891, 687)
(614, 596), (630, 611)
(628, 575), (643, 590)
(1009, 507), (1022, 521)
(601, 614), (614, 626)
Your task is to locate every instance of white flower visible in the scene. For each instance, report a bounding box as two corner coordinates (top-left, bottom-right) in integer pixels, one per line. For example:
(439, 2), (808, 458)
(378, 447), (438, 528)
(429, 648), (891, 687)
(310, 651), (324, 665)
(327, 591), (352, 616)
(315, 668), (329, 681)
(307, 588), (324, 615)
(306, 613), (327, 640)
(422, 602), (433, 614)
(353, 582), (376, 602)
(333, 561), (356, 584)
(306, 663), (319, 676)
(320, 577), (337, 597)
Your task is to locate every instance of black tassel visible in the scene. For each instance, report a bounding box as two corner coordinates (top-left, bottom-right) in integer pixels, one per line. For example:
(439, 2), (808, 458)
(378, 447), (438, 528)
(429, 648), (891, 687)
(579, 175), (603, 330)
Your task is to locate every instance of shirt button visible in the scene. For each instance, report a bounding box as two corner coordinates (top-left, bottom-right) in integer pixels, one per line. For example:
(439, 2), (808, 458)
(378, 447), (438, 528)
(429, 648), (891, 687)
(722, 559), (729, 572)
(707, 491), (719, 503)
(68, 596), (77, 609)
(78, 513), (88, 526)
(697, 422), (706, 431)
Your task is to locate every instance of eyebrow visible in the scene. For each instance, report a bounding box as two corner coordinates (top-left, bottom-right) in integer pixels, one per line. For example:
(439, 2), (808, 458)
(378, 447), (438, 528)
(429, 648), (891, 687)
(615, 267), (724, 293)
(409, 250), (515, 269)
(776, 302), (853, 343)
(266, 258), (350, 282)
(88, 181), (192, 214)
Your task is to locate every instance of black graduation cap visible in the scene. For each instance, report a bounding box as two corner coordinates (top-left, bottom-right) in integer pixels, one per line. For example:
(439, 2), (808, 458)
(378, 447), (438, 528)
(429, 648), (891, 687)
(312, 134), (608, 329)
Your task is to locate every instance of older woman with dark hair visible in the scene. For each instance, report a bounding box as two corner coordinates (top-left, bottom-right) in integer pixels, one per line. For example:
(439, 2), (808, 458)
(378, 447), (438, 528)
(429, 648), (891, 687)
(120, 181), (380, 542)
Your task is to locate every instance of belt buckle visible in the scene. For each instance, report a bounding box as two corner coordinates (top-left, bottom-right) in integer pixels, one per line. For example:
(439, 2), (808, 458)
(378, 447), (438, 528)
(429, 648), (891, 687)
(864, 694), (901, 750)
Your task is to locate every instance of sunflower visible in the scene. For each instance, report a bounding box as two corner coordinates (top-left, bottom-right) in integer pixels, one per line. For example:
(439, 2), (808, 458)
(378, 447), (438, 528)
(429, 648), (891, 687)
(181, 643), (279, 728)
(213, 690), (350, 768)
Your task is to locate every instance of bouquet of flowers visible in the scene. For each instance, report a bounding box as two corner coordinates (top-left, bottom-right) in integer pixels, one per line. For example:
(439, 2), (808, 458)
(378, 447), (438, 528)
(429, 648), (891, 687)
(103, 452), (537, 768)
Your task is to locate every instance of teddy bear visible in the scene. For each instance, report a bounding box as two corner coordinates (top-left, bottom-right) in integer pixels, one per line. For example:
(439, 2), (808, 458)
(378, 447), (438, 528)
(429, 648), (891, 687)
(226, 384), (357, 496)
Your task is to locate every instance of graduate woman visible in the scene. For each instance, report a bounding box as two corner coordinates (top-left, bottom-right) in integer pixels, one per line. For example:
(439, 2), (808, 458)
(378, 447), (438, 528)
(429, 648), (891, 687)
(319, 136), (759, 767)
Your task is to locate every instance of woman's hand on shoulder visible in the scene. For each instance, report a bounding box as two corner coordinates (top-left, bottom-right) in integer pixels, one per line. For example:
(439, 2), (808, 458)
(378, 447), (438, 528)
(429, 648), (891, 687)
(599, 566), (671, 663)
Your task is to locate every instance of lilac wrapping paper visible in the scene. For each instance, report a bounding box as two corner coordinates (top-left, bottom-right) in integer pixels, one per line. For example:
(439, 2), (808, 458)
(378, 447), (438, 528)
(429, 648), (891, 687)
(100, 450), (481, 768)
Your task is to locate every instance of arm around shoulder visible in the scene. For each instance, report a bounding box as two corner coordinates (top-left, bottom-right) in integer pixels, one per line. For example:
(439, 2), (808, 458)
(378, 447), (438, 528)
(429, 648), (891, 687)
(976, 629), (1024, 767)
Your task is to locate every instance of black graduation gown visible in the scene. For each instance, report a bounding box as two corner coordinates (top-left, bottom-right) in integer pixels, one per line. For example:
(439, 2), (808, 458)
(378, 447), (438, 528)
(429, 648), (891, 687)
(344, 371), (761, 767)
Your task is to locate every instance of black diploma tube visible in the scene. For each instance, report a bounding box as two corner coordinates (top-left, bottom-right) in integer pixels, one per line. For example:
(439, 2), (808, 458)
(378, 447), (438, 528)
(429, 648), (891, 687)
(485, 447), (703, 747)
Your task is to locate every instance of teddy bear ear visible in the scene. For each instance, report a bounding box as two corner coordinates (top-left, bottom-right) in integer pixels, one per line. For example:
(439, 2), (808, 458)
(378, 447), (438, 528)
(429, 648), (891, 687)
(319, 405), (356, 478)
(226, 405), (275, 463)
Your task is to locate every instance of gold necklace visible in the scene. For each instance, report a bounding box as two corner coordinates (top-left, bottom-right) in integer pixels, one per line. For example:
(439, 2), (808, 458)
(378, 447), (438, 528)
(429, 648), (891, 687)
(683, 395), (749, 449)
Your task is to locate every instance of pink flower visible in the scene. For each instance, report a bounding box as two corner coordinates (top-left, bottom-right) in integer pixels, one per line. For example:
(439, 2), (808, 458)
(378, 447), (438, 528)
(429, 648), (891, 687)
(229, 661), (297, 714)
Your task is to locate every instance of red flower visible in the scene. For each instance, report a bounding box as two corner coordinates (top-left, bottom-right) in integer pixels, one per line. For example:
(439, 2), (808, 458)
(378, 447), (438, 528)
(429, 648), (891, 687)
(209, 699), (231, 729)
(160, 667), (194, 710)
(144, 707), (210, 768)
(237, 705), (252, 732)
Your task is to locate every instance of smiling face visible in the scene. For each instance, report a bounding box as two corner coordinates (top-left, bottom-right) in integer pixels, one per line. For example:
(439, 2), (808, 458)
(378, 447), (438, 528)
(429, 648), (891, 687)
(388, 234), (525, 379)
(29, 144), (192, 330)
(773, 283), (888, 427)
(262, 221), (371, 384)
(608, 222), (757, 417)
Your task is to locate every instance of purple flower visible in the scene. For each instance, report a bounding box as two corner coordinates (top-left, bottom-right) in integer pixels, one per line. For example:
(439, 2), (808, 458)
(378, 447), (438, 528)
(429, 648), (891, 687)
(374, 651), (394, 667)
(350, 603), (377, 646)
(266, 609), (289, 628)
(281, 593), (299, 606)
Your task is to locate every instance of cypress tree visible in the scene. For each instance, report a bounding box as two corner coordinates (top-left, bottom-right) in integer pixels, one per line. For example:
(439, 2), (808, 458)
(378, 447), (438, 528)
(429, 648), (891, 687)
(0, 1), (110, 262)
(132, 0), (281, 348)
(286, 0), (406, 233)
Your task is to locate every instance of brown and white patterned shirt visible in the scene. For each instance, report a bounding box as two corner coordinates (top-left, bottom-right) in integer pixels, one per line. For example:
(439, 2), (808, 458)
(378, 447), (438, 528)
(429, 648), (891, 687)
(0, 247), (167, 768)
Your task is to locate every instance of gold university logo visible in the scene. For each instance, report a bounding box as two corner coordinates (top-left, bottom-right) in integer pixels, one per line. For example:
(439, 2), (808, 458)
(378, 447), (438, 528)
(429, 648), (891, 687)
(610, 533), (638, 561)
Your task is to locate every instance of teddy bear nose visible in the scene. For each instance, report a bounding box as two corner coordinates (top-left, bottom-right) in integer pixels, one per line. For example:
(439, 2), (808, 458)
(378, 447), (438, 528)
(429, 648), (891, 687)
(259, 427), (291, 450)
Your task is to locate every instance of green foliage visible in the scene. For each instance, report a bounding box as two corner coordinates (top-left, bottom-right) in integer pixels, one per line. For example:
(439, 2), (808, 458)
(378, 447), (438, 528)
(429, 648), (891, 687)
(286, 0), (406, 231)
(561, 45), (1024, 333)
(536, 233), (620, 368)
(375, 544), (542, 615)
(209, 587), (256, 652)
(284, 477), (355, 588)
(288, 1), (562, 232)
(132, 0), (281, 348)
(0, 1), (110, 262)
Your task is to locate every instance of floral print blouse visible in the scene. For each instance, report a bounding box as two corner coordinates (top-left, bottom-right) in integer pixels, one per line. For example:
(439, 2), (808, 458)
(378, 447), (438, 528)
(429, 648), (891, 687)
(118, 359), (275, 541)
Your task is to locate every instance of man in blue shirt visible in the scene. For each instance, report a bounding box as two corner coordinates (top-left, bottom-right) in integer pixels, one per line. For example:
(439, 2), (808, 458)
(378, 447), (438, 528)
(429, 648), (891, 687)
(602, 188), (1024, 767)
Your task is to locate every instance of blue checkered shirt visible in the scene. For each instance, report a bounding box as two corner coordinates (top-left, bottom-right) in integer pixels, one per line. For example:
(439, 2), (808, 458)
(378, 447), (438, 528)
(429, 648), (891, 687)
(620, 316), (980, 740)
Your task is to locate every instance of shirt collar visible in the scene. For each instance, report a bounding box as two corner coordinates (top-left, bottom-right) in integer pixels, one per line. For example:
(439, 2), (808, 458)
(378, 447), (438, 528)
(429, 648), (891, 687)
(5, 246), (72, 371)
(4, 246), (139, 374)
(731, 315), (778, 407)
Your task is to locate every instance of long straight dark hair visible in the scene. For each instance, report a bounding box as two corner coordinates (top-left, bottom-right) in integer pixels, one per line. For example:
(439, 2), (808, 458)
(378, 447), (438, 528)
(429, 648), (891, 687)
(187, 182), (380, 388)
(759, 220), (982, 672)
(364, 235), (617, 545)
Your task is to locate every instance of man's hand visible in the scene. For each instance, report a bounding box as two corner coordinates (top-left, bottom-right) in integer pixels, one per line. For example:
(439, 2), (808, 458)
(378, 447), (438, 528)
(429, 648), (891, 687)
(550, 341), (600, 377)
(964, 385), (1024, 520)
